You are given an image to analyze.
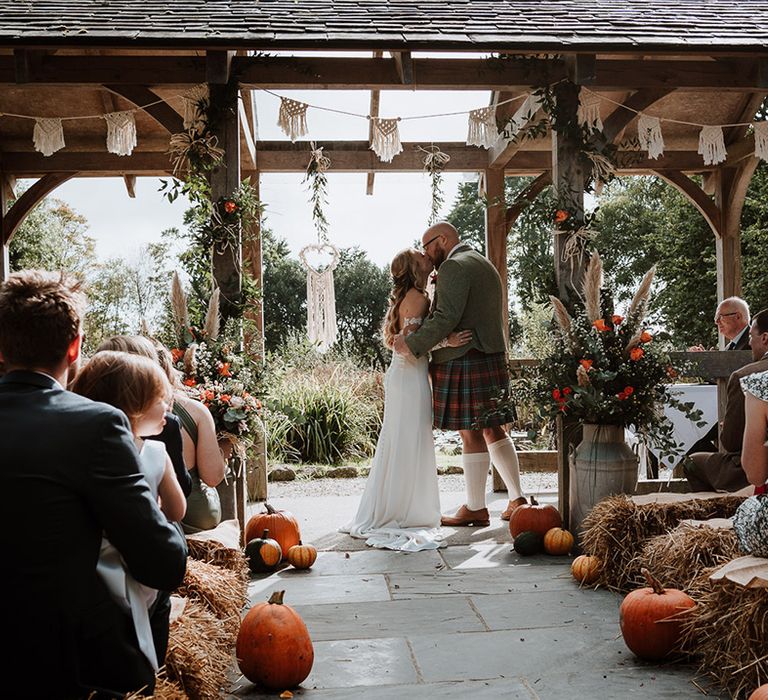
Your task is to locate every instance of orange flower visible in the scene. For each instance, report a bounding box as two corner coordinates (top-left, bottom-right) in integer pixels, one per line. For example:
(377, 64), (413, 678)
(552, 388), (562, 400)
(580, 359), (593, 371)
(221, 394), (231, 403)
(593, 319), (609, 332)
(218, 362), (232, 377)
(171, 348), (184, 363)
(667, 366), (678, 379)
(612, 315), (624, 325)
(554, 209), (570, 223)
(624, 386), (634, 396)
(630, 347), (645, 361)
(205, 390), (214, 401)
(562, 386), (572, 395)
(183, 377), (197, 387)
(224, 200), (237, 214)
(617, 391), (627, 401)
(640, 331), (653, 343)
(255, 400), (262, 410)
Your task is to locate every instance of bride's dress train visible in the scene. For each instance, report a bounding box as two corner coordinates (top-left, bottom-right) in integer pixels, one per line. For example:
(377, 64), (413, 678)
(341, 324), (443, 552)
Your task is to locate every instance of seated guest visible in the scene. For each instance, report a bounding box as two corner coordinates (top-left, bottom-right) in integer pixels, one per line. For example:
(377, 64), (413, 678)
(685, 308), (768, 491)
(0, 271), (187, 698)
(732, 368), (768, 556)
(688, 296), (751, 351)
(96, 335), (191, 498)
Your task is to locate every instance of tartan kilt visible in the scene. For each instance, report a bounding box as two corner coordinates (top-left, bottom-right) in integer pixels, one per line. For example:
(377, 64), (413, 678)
(430, 350), (511, 430)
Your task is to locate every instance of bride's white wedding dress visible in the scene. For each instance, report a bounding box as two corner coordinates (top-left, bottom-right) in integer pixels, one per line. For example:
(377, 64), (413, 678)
(341, 317), (443, 552)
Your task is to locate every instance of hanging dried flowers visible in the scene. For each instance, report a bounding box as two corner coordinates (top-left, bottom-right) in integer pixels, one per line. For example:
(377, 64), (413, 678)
(304, 142), (332, 242)
(419, 145), (451, 225)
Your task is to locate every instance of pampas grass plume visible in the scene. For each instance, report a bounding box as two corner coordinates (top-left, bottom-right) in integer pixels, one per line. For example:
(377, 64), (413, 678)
(629, 265), (656, 323)
(171, 272), (190, 339)
(582, 251), (603, 323)
(203, 288), (221, 340)
(549, 295), (572, 334)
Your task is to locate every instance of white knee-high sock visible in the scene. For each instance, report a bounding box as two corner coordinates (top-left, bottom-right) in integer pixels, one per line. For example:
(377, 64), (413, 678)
(462, 452), (490, 510)
(488, 437), (524, 501)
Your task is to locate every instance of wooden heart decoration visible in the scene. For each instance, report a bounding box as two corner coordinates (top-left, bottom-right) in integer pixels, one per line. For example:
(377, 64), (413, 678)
(299, 243), (339, 273)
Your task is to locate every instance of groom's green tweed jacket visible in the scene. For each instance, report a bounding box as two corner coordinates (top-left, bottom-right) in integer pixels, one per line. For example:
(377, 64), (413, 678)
(405, 243), (507, 363)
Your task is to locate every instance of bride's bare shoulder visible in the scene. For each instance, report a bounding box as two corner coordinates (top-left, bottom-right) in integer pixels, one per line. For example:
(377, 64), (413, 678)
(401, 288), (429, 313)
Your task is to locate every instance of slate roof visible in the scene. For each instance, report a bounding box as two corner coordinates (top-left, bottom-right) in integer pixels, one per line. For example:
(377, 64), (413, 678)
(0, 1), (767, 52)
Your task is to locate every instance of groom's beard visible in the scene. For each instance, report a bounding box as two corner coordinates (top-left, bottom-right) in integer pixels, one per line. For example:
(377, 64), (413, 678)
(432, 249), (447, 268)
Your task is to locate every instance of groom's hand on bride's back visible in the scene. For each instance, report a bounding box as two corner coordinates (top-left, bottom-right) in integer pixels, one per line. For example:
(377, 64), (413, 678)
(393, 332), (411, 356)
(447, 330), (472, 347)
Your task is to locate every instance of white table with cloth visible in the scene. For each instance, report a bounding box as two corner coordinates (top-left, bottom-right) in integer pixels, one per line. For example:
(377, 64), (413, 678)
(627, 383), (719, 473)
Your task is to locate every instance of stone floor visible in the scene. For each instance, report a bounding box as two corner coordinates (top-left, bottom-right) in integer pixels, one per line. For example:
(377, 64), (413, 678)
(232, 488), (712, 699)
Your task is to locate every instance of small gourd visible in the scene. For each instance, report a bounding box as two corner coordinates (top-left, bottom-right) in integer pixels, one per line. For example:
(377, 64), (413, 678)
(245, 503), (301, 560)
(513, 530), (544, 556)
(748, 685), (768, 700)
(543, 527), (574, 556)
(245, 529), (282, 574)
(571, 554), (601, 585)
(287, 541), (318, 570)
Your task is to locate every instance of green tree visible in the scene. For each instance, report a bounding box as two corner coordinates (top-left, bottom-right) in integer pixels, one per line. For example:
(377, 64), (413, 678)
(262, 228), (305, 350)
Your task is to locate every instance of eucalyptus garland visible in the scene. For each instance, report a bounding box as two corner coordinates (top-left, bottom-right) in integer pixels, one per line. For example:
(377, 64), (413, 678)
(304, 142), (331, 242)
(420, 145), (451, 225)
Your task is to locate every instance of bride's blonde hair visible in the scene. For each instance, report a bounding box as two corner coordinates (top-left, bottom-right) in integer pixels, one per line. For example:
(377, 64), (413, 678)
(382, 248), (427, 348)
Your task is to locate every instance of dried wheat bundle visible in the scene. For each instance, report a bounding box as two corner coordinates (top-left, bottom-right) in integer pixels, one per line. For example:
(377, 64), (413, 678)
(165, 598), (233, 700)
(628, 265), (656, 324)
(633, 524), (740, 593)
(582, 251), (603, 323)
(187, 537), (250, 582)
(549, 295), (572, 336)
(680, 576), (768, 698)
(580, 494), (746, 591)
(202, 288), (220, 341)
(176, 558), (247, 639)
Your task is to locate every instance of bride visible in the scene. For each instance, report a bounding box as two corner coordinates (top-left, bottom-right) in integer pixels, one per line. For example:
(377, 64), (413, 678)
(341, 248), (470, 551)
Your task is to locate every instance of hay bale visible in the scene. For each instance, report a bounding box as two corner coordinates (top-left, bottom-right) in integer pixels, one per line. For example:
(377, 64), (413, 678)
(176, 558), (247, 639)
(680, 576), (768, 698)
(187, 538), (249, 583)
(634, 524), (740, 593)
(580, 494), (745, 591)
(165, 598), (233, 700)
(125, 670), (188, 699)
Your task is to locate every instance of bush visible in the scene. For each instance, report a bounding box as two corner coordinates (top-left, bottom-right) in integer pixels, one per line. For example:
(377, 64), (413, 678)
(263, 333), (384, 464)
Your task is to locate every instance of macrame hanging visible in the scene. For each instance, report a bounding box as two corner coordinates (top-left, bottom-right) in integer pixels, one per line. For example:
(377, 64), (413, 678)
(466, 105), (498, 148)
(577, 92), (603, 131)
(104, 111), (137, 156)
(300, 243), (339, 353)
(754, 121), (768, 162)
(182, 84), (209, 132)
(33, 117), (65, 156)
(370, 117), (402, 162)
(698, 125), (727, 165)
(277, 97), (309, 142)
(637, 114), (665, 160)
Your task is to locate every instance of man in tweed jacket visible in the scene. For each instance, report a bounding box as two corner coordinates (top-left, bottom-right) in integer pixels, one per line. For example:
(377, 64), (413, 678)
(394, 222), (527, 526)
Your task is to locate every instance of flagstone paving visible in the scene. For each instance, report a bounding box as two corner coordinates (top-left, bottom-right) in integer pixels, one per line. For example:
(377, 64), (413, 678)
(232, 488), (712, 699)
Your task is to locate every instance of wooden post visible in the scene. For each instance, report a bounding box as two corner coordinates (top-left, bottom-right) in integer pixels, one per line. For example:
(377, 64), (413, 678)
(208, 75), (245, 527)
(484, 168), (509, 344)
(242, 171), (268, 503)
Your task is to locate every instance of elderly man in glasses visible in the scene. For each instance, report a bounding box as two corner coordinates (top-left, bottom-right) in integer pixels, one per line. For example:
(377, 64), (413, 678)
(689, 296), (751, 351)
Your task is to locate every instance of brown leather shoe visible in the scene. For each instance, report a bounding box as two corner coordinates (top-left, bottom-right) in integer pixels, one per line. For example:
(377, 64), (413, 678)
(501, 496), (528, 521)
(441, 504), (490, 527)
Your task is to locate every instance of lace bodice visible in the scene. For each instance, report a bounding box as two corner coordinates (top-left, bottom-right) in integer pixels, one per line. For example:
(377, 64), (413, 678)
(742, 370), (768, 402)
(403, 316), (423, 327)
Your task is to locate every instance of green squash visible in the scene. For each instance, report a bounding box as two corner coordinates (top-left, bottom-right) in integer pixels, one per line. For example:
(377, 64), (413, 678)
(513, 530), (544, 556)
(245, 529), (283, 574)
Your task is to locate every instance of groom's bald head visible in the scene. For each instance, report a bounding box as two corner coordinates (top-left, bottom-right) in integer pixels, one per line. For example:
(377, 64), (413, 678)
(421, 222), (460, 267)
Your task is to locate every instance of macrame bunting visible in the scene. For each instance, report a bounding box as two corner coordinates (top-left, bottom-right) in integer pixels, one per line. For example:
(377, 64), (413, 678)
(370, 117), (402, 162)
(466, 105), (498, 148)
(637, 114), (665, 160)
(698, 125), (727, 165)
(300, 244), (339, 353)
(577, 92), (603, 131)
(104, 111), (137, 156)
(182, 84), (209, 132)
(278, 97), (309, 142)
(33, 117), (65, 156)
(754, 121), (768, 162)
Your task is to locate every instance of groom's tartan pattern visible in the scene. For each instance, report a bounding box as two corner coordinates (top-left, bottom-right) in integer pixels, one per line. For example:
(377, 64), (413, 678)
(430, 350), (510, 430)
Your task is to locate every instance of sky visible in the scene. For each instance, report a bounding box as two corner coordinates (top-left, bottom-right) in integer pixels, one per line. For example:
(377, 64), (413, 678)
(33, 88), (495, 268)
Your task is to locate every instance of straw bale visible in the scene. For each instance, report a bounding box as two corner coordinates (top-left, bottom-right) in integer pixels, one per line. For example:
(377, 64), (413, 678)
(165, 598), (233, 700)
(125, 671), (188, 699)
(634, 524), (740, 593)
(187, 538), (250, 583)
(176, 558), (247, 639)
(580, 494), (745, 591)
(680, 576), (768, 698)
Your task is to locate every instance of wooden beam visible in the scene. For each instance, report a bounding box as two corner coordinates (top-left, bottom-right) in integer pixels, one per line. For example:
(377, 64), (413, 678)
(206, 51), (234, 85)
(238, 98), (257, 171)
(0, 152), (174, 176)
(390, 51), (413, 85)
(601, 88), (674, 144)
(123, 174), (136, 198)
(103, 84), (184, 134)
(13, 49), (30, 84)
(2, 172), (77, 245)
(488, 93), (545, 169)
(653, 169), (721, 235)
(484, 168), (509, 344)
(0, 171), (8, 281)
(566, 54), (597, 85)
(366, 51), (383, 195)
(505, 172), (552, 230)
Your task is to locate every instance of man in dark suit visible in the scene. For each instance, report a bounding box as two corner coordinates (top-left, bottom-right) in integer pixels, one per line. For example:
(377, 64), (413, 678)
(0, 270), (187, 699)
(685, 308), (768, 492)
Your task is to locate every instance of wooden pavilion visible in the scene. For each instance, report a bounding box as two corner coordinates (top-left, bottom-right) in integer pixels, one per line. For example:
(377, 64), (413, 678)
(1, 0), (767, 526)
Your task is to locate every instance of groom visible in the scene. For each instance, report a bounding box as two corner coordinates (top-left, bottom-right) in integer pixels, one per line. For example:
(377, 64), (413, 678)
(394, 222), (526, 526)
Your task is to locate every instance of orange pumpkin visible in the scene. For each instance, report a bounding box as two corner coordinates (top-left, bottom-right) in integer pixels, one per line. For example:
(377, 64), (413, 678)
(237, 590), (314, 690)
(571, 554), (601, 585)
(619, 568), (696, 661)
(543, 527), (574, 555)
(246, 503), (301, 560)
(748, 685), (768, 700)
(509, 496), (562, 537)
(287, 541), (318, 570)
(245, 529), (283, 574)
